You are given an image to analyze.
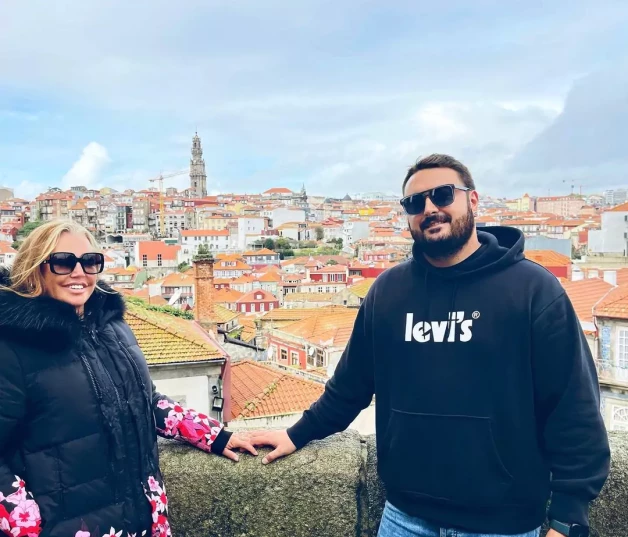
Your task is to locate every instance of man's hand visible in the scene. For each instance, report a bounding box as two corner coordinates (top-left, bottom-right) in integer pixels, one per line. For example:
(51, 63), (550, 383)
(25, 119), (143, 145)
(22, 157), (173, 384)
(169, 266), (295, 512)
(546, 529), (565, 537)
(221, 431), (259, 462)
(249, 430), (297, 464)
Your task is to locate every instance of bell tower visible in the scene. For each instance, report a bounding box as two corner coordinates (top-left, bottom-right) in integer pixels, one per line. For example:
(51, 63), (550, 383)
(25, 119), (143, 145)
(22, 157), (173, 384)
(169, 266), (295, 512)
(189, 132), (207, 198)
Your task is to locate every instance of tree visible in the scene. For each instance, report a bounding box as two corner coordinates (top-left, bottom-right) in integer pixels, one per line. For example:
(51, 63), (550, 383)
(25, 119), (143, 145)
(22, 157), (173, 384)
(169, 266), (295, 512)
(275, 238), (292, 250)
(315, 226), (324, 241)
(18, 220), (44, 239)
(193, 243), (213, 262)
(177, 262), (191, 272)
(326, 259), (338, 265)
(263, 238), (276, 250)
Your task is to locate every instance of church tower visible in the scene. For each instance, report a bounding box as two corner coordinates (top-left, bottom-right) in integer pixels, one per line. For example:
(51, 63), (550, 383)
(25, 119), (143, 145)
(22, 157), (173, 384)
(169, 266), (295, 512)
(189, 132), (207, 198)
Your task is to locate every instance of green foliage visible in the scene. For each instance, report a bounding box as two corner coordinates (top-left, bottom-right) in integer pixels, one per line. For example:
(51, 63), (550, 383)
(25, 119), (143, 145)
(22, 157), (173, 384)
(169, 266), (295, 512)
(263, 238), (276, 250)
(18, 220), (44, 239)
(177, 262), (191, 272)
(126, 296), (194, 319)
(314, 226), (324, 241)
(11, 241), (22, 251)
(193, 243), (213, 262)
(327, 237), (343, 248)
(326, 259), (338, 265)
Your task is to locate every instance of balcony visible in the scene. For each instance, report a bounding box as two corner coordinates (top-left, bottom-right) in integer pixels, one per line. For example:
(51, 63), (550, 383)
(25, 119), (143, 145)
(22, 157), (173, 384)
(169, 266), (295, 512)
(595, 359), (628, 388)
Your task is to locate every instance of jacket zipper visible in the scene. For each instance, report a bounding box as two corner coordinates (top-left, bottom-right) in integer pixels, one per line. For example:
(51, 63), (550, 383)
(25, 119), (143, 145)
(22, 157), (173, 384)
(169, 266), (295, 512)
(91, 329), (124, 410)
(80, 354), (102, 401)
(118, 340), (156, 428)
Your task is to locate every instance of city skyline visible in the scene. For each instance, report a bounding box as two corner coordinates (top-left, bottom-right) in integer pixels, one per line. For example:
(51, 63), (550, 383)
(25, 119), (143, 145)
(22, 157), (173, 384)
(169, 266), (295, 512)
(1, 1), (628, 200)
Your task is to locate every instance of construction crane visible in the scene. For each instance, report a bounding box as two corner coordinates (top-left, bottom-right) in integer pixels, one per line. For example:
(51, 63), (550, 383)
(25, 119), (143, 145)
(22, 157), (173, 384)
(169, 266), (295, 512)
(148, 170), (188, 237)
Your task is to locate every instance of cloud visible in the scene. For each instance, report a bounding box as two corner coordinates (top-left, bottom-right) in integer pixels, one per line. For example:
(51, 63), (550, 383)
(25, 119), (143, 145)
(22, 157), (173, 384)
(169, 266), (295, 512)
(1, 0), (628, 197)
(504, 66), (628, 193)
(62, 142), (110, 188)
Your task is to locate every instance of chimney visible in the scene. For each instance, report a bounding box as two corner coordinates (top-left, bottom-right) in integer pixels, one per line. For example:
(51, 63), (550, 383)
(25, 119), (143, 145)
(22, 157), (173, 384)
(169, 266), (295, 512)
(193, 257), (216, 334)
(604, 270), (617, 286)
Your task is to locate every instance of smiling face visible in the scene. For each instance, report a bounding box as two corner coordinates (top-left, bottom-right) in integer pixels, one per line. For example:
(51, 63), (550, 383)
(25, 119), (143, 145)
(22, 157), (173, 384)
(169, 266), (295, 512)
(41, 232), (99, 311)
(404, 167), (479, 261)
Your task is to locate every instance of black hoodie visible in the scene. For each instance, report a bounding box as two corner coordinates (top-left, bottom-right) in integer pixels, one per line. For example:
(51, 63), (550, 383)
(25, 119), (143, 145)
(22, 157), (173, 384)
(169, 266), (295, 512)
(287, 227), (610, 534)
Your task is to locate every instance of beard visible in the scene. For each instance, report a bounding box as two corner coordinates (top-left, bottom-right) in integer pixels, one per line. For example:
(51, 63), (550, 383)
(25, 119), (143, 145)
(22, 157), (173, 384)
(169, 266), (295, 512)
(410, 202), (475, 260)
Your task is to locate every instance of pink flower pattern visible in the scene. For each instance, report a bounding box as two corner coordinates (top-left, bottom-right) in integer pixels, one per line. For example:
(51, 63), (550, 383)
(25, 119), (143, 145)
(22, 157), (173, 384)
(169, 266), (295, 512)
(154, 397), (223, 452)
(0, 475), (41, 537)
(1, 397), (223, 537)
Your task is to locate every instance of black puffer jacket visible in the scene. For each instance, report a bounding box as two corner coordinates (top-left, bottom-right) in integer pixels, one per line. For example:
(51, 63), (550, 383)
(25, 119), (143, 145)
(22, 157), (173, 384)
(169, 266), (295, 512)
(0, 269), (230, 537)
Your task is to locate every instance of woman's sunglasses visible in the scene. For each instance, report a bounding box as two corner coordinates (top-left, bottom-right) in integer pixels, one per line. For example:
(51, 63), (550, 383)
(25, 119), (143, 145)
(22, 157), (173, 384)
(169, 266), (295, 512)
(42, 252), (105, 275)
(400, 184), (471, 215)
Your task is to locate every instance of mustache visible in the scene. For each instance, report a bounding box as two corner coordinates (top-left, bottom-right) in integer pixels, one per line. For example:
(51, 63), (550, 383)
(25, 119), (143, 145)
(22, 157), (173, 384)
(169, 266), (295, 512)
(420, 213), (451, 230)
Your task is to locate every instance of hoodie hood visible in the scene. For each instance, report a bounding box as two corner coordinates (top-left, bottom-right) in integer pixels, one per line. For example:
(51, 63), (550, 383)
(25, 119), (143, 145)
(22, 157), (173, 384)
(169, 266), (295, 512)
(411, 226), (525, 280)
(0, 266), (125, 350)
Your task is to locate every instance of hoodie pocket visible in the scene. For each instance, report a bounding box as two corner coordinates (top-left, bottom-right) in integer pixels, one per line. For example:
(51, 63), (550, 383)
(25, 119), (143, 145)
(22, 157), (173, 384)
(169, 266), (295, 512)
(382, 409), (513, 507)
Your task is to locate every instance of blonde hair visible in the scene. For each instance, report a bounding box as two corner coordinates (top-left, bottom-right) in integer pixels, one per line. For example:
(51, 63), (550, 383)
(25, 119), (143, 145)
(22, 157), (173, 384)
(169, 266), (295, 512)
(3, 219), (102, 298)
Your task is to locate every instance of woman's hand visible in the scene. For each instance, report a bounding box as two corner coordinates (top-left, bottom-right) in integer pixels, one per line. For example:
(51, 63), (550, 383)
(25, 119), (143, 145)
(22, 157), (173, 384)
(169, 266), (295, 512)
(221, 431), (259, 462)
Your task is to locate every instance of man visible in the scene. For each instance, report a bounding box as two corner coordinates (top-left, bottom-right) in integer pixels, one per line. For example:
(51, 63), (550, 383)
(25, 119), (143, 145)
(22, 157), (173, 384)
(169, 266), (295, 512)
(251, 154), (610, 537)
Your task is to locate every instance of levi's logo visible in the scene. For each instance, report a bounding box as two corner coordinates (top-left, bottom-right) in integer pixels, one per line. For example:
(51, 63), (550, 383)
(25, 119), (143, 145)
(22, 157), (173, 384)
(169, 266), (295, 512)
(404, 311), (480, 343)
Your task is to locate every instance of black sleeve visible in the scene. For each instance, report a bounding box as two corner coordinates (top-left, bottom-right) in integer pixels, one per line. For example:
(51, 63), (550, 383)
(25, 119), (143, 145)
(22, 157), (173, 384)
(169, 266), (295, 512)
(287, 293), (375, 449)
(532, 293), (611, 526)
(0, 342), (44, 533)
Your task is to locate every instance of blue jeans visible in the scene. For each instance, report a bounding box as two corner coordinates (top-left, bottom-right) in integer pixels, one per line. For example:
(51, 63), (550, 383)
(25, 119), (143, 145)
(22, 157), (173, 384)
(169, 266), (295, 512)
(377, 502), (541, 537)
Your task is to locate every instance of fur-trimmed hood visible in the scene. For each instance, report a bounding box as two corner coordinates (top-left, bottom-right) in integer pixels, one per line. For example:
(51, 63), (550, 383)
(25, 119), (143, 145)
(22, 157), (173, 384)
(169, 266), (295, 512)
(0, 266), (126, 350)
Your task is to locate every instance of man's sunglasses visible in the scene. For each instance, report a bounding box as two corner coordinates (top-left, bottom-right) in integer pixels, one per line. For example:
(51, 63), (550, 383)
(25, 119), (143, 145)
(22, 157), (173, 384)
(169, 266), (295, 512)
(42, 252), (105, 275)
(400, 184), (471, 215)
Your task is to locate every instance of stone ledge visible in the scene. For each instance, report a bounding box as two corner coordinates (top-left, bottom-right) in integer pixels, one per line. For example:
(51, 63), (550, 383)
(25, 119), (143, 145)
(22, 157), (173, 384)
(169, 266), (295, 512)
(158, 431), (627, 537)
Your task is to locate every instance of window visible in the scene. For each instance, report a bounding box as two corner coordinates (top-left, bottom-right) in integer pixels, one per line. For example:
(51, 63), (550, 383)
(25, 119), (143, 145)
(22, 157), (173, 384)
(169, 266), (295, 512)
(260, 303), (265, 312)
(617, 329), (628, 381)
(240, 304), (246, 312)
(316, 349), (325, 368)
(612, 405), (628, 431)
(157, 254), (162, 267)
(291, 352), (299, 366)
(142, 254), (147, 267)
(280, 348), (288, 362)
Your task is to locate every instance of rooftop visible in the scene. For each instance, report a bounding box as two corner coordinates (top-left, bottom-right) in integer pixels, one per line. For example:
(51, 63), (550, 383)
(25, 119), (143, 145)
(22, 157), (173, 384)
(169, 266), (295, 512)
(230, 360), (324, 420)
(124, 301), (225, 364)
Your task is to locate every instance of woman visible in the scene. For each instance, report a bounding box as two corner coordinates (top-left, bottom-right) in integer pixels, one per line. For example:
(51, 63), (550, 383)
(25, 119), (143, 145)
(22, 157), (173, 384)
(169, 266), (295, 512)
(0, 220), (258, 537)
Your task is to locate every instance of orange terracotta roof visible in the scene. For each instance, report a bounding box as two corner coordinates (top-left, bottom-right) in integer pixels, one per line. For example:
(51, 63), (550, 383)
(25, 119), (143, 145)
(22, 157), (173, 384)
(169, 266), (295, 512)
(609, 202), (628, 212)
(243, 248), (276, 255)
(124, 301), (225, 364)
(215, 259), (251, 271)
(524, 250), (571, 267)
(277, 309), (358, 348)
(0, 242), (17, 254)
(230, 361), (324, 420)
(136, 241), (180, 261)
(214, 287), (244, 303)
(594, 286), (628, 320)
(561, 278), (615, 323)
(263, 187), (293, 194)
(257, 271), (281, 282)
(160, 271), (195, 287)
(237, 289), (279, 303)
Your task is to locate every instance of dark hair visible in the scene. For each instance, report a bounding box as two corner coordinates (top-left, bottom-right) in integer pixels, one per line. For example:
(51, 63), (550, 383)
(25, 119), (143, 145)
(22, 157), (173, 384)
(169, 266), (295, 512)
(402, 154), (475, 194)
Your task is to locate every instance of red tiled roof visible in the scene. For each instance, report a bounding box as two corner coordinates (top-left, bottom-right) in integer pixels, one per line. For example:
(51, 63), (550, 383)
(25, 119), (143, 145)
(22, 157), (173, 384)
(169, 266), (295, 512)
(136, 241), (180, 261)
(230, 361), (324, 420)
(594, 286), (628, 320)
(561, 278), (615, 323)
(524, 250), (571, 267)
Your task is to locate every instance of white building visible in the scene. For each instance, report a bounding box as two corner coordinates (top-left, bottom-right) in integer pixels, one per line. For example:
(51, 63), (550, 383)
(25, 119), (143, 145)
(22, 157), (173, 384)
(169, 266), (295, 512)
(237, 217), (266, 250)
(0, 242), (17, 267)
(270, 207), (306, 229)
(589, 204), (628, 255)
(178, 229), (230, 264)
(343, 220), (370, 245)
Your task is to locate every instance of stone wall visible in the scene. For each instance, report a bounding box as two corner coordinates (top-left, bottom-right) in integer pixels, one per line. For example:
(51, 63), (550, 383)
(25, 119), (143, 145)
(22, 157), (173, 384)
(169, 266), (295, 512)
(158, 431), (627, 537)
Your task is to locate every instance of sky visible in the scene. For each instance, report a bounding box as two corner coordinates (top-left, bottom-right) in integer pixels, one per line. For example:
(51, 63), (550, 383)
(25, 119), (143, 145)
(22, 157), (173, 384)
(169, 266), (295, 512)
(1, 0), (627, 200)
